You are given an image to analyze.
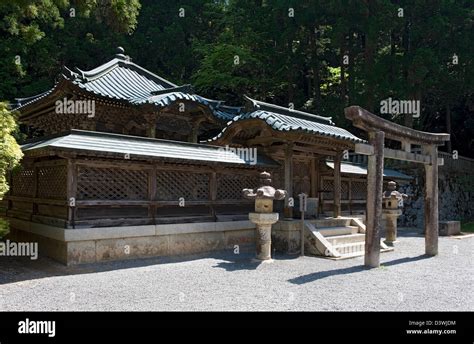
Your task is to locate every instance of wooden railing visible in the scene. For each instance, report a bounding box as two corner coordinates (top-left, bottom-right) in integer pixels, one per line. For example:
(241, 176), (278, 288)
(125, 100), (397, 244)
(2, 158), (264, 229)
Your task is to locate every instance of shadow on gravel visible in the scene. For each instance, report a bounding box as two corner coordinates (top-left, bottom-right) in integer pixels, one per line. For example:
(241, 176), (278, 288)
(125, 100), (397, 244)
(287, 254), (431, 285)
(0, 250), (301, 284)
(212, 252), (300, 271)
(213, 260), (261, 271)
(0, 250), (261, 285)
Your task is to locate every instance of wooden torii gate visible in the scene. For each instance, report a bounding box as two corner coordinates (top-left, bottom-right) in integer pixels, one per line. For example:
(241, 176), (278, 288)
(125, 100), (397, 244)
(345, 106), (450, 268)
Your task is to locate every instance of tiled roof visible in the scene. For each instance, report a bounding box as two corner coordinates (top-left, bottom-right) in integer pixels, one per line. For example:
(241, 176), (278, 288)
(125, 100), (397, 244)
(14, 48), (362, 143)
(206, 97), (364, 144)
(21, 130), (279, 167)
(71, 59), (174, 102)
(326, 161), (413, 180)
(14, 51), (236, 121)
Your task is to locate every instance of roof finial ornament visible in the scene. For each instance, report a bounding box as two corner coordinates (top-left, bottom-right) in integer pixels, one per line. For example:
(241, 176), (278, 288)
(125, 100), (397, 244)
(115, 46), (127, 60)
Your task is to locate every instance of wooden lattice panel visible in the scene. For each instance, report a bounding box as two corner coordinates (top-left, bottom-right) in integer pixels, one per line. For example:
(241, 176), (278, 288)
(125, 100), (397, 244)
(271, 168), (284, 189)
(11, 168), (35, 197)
(217, 173), (259, 200)
(342, 180), (349, 199)
(77, 167), (148, 200)
(293, 161), (311, 196)
(322, 178), (334, 200)
(351, 181), (367, 200)
(38, 166), (67, 199)
(156, 171), (209, 201)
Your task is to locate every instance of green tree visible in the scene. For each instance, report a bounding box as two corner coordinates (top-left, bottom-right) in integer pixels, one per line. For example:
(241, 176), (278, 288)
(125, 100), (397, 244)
(0, 103), (22, 238)
(0, 0), (142, 100)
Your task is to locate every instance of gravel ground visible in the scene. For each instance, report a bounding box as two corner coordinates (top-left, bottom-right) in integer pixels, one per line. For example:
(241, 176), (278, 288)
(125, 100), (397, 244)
(0, 229), (472, 311)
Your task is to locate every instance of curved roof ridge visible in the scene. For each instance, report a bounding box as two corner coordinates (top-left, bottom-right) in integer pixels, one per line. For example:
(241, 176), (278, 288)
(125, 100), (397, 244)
(244, 95), (334, 125)
(73, 55), (178, 89)
(121, 60), (178, 88)
(74, 58), (121, 81)
(203, 109), (363, 144)
(13, 76), (68, 110)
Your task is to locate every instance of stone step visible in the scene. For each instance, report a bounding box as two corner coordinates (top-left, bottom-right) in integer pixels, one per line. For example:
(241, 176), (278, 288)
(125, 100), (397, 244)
(333, 242), (365, 255)
(311, 218), (353, 227)
(326, 233), (366, 246)
(337, 251), (365, 259)
(304, 221), (392, 260)
(333, 247), (393, 260)
(314, 226), (359, 237)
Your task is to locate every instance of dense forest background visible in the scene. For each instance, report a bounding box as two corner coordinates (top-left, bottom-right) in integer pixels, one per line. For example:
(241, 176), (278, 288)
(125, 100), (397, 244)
(0, 0), (472, 157)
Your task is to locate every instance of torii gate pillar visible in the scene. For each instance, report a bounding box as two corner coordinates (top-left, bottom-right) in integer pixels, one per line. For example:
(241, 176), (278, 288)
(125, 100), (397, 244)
(365, 131), (384, 267)
(423, 144), (439, 256)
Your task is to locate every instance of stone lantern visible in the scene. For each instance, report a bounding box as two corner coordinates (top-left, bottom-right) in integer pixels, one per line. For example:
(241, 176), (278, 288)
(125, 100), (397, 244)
(243, 171), (287, 261)
(382, 181), (408, 245)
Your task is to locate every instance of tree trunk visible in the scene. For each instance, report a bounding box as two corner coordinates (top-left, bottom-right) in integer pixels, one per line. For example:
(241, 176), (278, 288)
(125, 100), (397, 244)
(364, 1), (375, 112)
(340, 35), (348, 106)
(312, 27), (321, 109)
(348, 33), (355, 105)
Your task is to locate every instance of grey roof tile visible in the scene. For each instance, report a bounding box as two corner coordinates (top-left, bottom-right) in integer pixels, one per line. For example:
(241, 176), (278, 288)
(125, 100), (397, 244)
(22, 130), (279, 167)
(14, 51), (360, 144)
(326, 161), (413, 180)
(207, 110), (364, 143)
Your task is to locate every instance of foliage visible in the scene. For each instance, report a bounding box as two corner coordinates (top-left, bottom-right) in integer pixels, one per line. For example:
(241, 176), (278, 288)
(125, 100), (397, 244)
(0, 102), (23, 238)
(461, 221), (474, 233)
(0, 0), (472, 157)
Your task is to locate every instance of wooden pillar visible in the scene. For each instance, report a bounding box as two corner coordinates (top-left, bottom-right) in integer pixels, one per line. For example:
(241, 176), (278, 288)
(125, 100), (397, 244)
(147, 114), (156, 138)
(284, 143), (293, 218)
(66, 160), (77, 229)
(148, 167), (157, 221)
(189, 126), (199, 143)
(365, 131), (384, 268)
(148, 126), (156, 138)
(210, 172), (217, 220)
(348, 179), (352, 215)
(401, 141), (411, 152)
(333, 152), (342, 218)
(310, 157), (317, 197)
(32, 164), (39, 218)
(423, 144), (439, 256)
(189, 118), (204, 143)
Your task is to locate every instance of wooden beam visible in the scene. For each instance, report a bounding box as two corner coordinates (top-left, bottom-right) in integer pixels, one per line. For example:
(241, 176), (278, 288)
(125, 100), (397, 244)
(365, 131), (384, 268)
(345, 106), (450, 145)
(354, 143), (374, 155)
(34, 159), (68, 167)
(6, 196), (67, 206)
(384, 147), (431, 164)
(246, 136), (284, 146)
(355, 143), (432, 164)
(72, 199), (253, 207)
(292, 144), (338, 156)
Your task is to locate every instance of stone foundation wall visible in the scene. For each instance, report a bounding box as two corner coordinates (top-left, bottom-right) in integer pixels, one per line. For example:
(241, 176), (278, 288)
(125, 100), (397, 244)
(6, 219), (257, 265)
(395, 164), (474, 228)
